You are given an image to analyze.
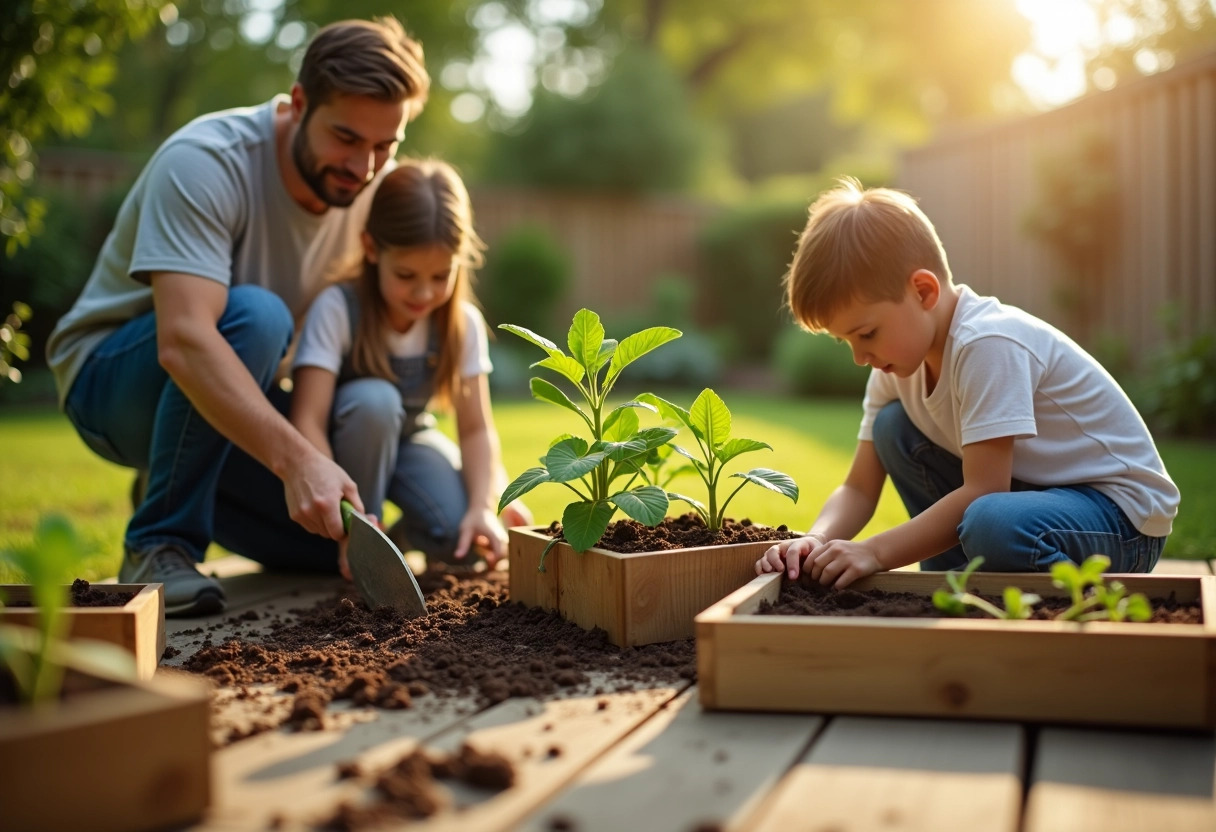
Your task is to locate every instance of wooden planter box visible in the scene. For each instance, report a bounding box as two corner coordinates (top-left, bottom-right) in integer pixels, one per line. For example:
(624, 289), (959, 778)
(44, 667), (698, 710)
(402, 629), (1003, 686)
(696, 571), (1216, 729)
(1, 584), (165, 680)
(508, 526), (778, 647)
(0, 671), (212, 832)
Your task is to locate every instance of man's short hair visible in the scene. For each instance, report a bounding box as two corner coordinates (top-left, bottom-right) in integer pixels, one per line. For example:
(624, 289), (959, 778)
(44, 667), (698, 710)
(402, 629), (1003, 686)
(786, 177), (952, 332)
(297, 17), (429, 116)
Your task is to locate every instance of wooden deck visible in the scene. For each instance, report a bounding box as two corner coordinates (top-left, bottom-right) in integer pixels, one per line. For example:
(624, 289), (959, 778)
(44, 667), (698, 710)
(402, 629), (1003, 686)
(163, 556), (1216, 832)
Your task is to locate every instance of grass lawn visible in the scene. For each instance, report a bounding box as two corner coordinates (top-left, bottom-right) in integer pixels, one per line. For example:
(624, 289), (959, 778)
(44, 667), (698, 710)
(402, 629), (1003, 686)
(2, 395), (1213, 582)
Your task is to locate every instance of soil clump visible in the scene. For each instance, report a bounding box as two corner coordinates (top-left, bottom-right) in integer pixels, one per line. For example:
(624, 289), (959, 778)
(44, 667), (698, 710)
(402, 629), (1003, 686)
(70, 579), (135, 607)
(547, 513), (800, 553)
(181, 570), (696, 746)
(759, 579), (1203, 623)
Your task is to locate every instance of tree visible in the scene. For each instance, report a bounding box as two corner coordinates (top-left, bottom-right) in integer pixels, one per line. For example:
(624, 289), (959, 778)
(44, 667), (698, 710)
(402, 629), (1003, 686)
(0, 0), (166, 254)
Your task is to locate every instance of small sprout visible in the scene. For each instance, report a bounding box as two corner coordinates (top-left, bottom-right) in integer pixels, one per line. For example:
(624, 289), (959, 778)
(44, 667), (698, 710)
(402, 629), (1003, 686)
(931, 557), (1035, 620)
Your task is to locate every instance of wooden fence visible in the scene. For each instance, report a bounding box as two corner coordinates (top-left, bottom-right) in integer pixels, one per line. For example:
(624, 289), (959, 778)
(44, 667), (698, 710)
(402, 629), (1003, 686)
(897, 50), (1216, 357)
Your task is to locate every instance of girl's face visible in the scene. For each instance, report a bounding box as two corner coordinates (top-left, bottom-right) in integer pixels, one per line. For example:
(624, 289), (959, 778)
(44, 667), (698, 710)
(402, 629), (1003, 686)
(364, 237), (458, 333)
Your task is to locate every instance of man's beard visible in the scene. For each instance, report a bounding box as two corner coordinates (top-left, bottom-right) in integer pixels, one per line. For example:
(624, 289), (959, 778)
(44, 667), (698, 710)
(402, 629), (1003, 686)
(291, 115), (365, 208)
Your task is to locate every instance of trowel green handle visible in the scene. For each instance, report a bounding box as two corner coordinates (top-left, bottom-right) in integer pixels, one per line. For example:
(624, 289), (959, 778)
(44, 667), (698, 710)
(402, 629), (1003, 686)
(340, 499), (357, 533)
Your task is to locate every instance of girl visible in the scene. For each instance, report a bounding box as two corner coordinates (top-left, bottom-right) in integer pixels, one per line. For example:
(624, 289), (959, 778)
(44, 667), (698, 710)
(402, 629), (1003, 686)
(291, 159), (530, 577)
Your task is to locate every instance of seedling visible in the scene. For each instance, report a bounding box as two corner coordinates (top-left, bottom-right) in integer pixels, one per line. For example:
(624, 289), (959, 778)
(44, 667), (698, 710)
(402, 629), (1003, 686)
(0, 515), (137, 706)
(497, 309), (681, 558)
(1052, 555), (1152, 622)
(931, 557), (1041, 620)
(636, 389), (799, 530)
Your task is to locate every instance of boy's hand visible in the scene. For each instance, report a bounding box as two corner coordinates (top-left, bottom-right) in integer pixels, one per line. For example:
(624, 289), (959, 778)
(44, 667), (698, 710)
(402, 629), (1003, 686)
(805, 540), (882, 589)
(756, 533), (827, 577)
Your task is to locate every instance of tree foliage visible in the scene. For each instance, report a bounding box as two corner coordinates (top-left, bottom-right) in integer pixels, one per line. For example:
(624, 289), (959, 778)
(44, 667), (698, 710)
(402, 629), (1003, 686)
(0, 0), (165, 254)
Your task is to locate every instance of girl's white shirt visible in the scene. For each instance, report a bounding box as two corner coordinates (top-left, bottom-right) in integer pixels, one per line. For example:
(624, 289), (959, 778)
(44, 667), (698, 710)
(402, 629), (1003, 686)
(292, 284), (492, 379)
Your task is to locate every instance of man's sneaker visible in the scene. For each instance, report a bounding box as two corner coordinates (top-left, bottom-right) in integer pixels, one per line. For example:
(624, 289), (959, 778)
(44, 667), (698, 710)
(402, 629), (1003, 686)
(119, 543), (226, 617)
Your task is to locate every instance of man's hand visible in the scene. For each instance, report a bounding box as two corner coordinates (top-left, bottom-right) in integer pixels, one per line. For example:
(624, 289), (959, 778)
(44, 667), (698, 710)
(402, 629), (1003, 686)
(281, 449), (362, 542)
(756, 533), (827, 578)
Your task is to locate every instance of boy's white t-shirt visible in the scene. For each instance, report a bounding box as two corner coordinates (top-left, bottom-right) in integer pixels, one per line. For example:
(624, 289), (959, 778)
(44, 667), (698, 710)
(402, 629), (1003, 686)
(293, 285), (492, 379)
(859, 284), (1179, 537)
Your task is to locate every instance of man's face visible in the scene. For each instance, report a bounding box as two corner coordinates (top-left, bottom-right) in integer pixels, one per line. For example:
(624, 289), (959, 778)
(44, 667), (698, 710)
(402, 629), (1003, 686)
(291, 91), (407, 207)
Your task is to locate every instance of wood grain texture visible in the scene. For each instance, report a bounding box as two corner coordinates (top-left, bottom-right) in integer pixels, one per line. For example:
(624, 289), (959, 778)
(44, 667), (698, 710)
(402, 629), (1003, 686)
(746, 717), (1024, 832)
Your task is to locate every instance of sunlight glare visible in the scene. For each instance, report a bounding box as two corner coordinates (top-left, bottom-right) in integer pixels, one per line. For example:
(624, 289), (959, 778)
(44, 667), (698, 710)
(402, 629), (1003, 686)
(1014, 0), (1102, 107)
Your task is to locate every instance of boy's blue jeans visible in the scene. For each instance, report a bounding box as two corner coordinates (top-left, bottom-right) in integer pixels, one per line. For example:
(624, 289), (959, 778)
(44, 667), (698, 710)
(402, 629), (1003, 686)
(871, 401), (1165, 573)
(64, 286), (336, 571)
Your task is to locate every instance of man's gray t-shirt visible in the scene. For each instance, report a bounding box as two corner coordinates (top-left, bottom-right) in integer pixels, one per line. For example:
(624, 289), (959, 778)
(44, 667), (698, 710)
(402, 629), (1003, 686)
(47, 96), (379, 405)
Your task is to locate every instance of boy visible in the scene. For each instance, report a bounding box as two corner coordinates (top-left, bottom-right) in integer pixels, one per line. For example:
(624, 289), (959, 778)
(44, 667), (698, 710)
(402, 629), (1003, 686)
(756, 178), (1179, 589)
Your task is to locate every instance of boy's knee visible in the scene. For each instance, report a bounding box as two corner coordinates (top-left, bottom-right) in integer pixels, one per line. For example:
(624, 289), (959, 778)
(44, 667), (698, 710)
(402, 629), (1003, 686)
(219, 286), (294, 374)
(958, 494), (1025, 571)
(333, 378), (405, 436)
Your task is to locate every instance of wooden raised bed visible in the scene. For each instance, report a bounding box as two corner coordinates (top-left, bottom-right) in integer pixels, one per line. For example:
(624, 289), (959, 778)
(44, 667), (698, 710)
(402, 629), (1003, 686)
(508, 526), (777, 647)
(696, 571), (1216, 729)
(1, 583), (165, 680)
(0, 671), (212, 832)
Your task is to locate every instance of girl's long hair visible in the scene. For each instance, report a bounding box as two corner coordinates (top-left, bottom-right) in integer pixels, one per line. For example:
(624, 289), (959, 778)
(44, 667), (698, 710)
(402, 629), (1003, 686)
(350, 159), (485, 409)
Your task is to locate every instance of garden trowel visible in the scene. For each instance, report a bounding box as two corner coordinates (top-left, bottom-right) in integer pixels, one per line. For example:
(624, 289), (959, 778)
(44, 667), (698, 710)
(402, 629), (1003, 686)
(341, 499), (427, 618)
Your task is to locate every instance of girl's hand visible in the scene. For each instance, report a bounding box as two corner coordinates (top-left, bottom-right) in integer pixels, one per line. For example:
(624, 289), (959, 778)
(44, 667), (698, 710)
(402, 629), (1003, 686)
(499, 499), (533, 530)
(455, 507), (508, 568)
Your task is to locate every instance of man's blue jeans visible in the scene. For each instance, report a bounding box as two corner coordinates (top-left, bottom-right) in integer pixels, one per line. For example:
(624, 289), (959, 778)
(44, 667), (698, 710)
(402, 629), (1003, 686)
(870, 401), (1165, 573)
(64, 285), (337, 571)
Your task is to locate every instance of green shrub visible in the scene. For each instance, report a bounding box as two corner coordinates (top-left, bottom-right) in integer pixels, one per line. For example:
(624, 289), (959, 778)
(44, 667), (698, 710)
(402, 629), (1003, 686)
(480, 223), (571, 336)
(699, 196), (808, 359)
(1136, 319), (1216, 440)
(772, 325), (870, 398)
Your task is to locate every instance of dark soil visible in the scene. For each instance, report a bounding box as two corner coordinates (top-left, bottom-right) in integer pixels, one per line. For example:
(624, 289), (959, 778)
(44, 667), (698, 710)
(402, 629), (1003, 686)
(759, 579), (1204, 623)
(181, 570), (696, 746)
(70, 579), (136, 607)
(546, 513), (800, 553)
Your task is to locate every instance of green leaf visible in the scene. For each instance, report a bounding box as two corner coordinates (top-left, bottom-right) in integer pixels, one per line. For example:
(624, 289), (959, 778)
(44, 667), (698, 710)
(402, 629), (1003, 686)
(667, 491), (708, 516)
(690, 388), (731, 449)
(611, 486), (669, 526)
(568, 309), (605, 369)
(670, 444), (708, 471)
(499, 324), (564, 358)
(636, 392), (694, 432)
(499, 467), (551, 513)
(596, 438), (649, 462)
(1079, 554), (1111, 583)
(1125, 593), (1153, 622)
(715, 438), (771, 465)
(533, 354), (586, 386)
(592, 339), (618, 374)
(562, 500), (615, 552)
(932, 589), (967, 616)
(530, 378), (586, 420)
(605, 327), (682, 388)
(730, 469), (799, 502)
(602, 406), (641, 442)
(636, 426), (679, 450)
(544, 439), (606, 482)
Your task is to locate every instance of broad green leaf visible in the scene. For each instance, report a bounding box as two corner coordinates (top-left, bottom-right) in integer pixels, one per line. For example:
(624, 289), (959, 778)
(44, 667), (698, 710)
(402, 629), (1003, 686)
(562, 500), (615, 552)
(611, 486), (669, 526)
(544, 439), (606, 482)
(499, 467), (551, 513)
(547, 432), (576, 449)
(592, 339), (618, 374)
(666, 491), (708, 516)
(670, 444), (708, 471)
(637, 392), (694, 432)
(595, 438), (649, 462)
(690, 388), (731, 449)
(568, 309), (605, 369)
(1079, 554), (1111, 583)
(602, 406), (640, 442)
(636, 426), (678, 450)
(731, 469), (799, 502)
(715, 437), (772, 465)
(499, 324), (564, 358)
(605, 327), (682, 387)
(530, 378), (586, 421)
(533, 354), (586, 386)
(1125, 594), (1153, 622)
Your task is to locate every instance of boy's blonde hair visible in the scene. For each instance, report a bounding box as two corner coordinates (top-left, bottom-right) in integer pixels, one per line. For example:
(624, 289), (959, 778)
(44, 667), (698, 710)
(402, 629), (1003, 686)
(351, 159), (485, 409)
(785, 177), (951, 332)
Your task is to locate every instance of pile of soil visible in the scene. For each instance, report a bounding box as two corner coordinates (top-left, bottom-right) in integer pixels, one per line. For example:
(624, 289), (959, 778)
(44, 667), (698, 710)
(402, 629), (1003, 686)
(181, 570), (696, 746)
(71, 579), (135, 607)
(759, 579), (1204, 623)
(548, 513), (800, 553)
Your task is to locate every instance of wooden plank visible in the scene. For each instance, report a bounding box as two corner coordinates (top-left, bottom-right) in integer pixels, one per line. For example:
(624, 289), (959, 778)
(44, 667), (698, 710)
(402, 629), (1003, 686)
(745, 717), (1024, 832)
(1153, 558), (1214, 576)
(514, 687), (823, 832)
(389, 680), (691, 832)
(1024, 727), (1216, 832)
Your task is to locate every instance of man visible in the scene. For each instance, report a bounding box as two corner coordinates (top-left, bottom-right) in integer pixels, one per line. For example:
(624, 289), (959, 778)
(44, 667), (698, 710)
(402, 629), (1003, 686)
(47, 17), (429, 616)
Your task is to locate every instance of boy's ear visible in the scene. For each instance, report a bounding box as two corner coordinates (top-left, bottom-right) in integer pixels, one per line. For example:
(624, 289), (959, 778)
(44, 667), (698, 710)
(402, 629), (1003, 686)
(360, 231), (378, 263)
(909, 269), (941, 310)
